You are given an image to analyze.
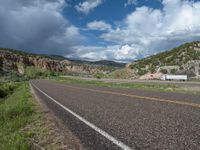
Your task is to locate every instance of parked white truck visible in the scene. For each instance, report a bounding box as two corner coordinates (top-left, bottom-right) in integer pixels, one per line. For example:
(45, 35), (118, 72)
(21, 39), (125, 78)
(161, 75), (188, 81)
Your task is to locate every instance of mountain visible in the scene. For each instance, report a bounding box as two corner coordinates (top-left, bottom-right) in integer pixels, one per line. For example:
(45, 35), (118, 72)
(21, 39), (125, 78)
(126, 41), (200, 79)
(0, 48), (119, 76)
(69, 59), (125, 68)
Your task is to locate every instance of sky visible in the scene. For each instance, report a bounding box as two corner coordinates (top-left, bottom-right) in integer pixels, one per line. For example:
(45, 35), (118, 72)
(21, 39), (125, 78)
(0, 0), (200, 62)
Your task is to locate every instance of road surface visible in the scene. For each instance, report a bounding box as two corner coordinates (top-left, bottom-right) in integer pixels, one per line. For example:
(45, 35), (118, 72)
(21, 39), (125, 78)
(31, 79), (200, 150)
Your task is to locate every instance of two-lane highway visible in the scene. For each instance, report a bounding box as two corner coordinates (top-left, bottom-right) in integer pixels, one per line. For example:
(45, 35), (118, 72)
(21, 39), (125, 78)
(31, 79), (200, 150)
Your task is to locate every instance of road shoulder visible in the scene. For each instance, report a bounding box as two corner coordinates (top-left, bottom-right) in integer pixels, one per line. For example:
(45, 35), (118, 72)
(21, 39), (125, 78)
(28, 84), (83, 150)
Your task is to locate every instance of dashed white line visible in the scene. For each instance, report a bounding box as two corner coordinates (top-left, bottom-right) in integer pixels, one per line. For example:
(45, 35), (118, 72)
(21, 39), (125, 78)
(31, 82), (133, 150)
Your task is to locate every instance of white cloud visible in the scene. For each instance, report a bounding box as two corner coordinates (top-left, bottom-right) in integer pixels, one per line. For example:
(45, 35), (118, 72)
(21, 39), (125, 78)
(68, 44), (141, 62)
(87, 20), (111, 31)
(2, 0), (200, 62)
(100, 0), (200, 61)
(124, 0), (138, 7)
(0, 0), (84, 55)
(75, 0), (104, 14)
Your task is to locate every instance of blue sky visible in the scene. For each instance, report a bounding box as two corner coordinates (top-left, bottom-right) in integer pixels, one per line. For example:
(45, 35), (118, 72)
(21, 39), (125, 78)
(0, 0), (200, 62)
(63, 0), (163, 47)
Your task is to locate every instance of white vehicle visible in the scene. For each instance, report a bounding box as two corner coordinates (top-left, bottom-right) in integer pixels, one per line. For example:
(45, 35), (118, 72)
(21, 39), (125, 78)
(161, 75), (188, 81)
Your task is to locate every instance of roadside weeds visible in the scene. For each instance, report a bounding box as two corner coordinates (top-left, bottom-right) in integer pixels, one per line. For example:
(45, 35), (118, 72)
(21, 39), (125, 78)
(0, 82), (83, 150)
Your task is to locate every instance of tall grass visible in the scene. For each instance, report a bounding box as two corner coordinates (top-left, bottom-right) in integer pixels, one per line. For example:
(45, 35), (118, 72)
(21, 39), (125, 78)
(0, 83), (33, 150)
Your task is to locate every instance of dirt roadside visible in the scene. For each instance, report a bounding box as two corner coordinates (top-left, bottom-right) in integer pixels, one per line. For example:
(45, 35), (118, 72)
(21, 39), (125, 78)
(27, 84), (84, 150)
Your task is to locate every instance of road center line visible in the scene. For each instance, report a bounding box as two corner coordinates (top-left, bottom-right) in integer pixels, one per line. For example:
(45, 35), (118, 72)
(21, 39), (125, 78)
(31, 82), (132, 150)
(60, 84), (200, 109)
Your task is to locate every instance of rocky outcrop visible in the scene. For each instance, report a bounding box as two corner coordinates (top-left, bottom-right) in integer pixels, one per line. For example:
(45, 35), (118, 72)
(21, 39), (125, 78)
(0, 50), (110, 75)
(184, 60), (200, 76)
(190, 42), (200, 51)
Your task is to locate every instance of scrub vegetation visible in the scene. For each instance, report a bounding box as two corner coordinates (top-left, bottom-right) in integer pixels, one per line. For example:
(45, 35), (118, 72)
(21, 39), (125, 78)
(128, 41), (200, 76)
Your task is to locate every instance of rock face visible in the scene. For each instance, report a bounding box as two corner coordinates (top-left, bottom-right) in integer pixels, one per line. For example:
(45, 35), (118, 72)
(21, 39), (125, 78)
(184, 60), (200, 76)
(0, 49), (110, 75)
(127, 41), (200, 79)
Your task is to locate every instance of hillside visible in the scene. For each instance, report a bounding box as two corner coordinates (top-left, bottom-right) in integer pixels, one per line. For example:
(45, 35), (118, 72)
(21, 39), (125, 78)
(125, 41), (200, 79)
(0, 48), (120, 77)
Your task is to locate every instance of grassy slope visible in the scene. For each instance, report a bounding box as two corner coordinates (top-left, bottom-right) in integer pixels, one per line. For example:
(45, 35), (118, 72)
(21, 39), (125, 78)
(0, 83), (33, 150)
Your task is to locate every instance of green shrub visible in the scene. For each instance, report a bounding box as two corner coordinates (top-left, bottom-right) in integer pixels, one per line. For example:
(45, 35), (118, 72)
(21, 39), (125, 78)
(0, 89), (7, 98)
(150, 67), (156, 73)
(138, 69), (147, 76)
(160, 69), (168, 74)
(170, 69), (177, 74)
(0, 83), (19, 98)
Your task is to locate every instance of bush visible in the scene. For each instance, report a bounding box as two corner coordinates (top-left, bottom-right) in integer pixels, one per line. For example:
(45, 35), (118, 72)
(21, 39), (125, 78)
(150, 67), (156, 73)
(0, 83), (19, 98)
(160, 69), (168, 74)
(137, 69), (147, 76)
(0, 89), (7, 98)
(94, 73), (106, 79)
(170, 69), (177, 74)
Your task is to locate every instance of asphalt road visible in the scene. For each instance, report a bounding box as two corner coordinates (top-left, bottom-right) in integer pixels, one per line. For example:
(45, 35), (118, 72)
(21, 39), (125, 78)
(31, 79), (200, 150)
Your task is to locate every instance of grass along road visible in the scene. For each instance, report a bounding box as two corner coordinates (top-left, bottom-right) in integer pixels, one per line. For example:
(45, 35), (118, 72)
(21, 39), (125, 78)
(0, 82), (81, 150)
(0, 83), (33, 149)
(55, 76), (200, 94)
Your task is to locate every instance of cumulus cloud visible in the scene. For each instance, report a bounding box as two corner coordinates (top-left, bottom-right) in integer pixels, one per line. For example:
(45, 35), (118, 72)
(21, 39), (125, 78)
(75, 0), (104, 14)
(0, 0), (83, 55)
(87, 20), (111, 31)
(100, 0), (200, 61)
(1, 0), (200, 62)
(124, 0), (138, 7)
(68, 44), (142, 62)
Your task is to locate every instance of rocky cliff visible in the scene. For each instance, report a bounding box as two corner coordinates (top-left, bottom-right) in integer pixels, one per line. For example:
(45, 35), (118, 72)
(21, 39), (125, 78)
(0, 49), (112, 75)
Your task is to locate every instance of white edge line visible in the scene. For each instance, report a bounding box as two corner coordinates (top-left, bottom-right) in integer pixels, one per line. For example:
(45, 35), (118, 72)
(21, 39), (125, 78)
(30, 81), (132, 150)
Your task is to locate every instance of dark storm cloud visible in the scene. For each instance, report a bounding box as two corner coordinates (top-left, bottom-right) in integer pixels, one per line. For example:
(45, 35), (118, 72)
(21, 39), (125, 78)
(0, 0), (83, 55)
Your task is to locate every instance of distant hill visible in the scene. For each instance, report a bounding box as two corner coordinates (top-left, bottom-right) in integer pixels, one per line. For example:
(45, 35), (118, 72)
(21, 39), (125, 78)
(69, 59), (125, 68)
(126, 41), (200, 78)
